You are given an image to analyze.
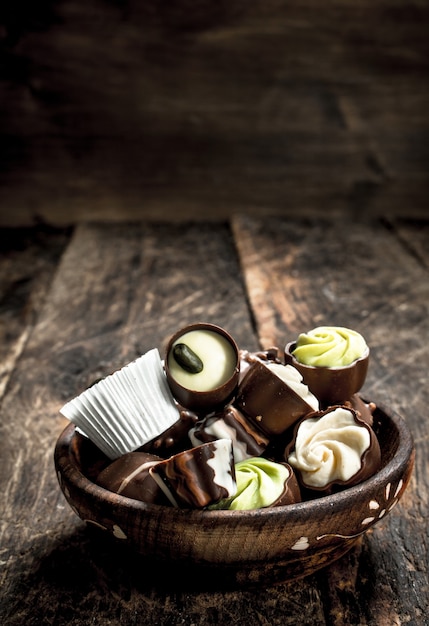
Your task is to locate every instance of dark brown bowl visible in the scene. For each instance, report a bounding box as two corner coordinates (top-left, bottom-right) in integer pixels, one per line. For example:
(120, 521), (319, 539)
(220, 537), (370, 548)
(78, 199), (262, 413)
(54, 402), (414, 588)
(284, 341), (370, 407)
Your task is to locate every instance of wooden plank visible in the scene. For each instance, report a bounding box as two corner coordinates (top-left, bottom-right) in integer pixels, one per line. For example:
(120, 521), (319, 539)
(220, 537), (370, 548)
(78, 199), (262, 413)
(0, 222), (328, 625)
(232, 215), (429, 624)
(388, 217), (429, 271)
(1, 1), (428, 225)
(0, 225), (71, 399)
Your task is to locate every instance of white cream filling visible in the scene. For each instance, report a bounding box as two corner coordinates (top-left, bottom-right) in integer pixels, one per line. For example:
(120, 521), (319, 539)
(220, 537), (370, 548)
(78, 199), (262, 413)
(267, 363), (319, 411)
(287, 407), (370, 488)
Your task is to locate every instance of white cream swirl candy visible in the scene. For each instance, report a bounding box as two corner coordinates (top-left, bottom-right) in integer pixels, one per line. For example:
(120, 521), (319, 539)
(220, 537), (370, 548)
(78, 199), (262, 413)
(292, 326), (368, 367)
(287, 406), (371, 489)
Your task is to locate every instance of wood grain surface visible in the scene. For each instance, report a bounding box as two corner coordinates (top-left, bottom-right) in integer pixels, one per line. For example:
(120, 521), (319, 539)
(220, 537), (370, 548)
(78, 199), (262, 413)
(0, 217), (428, 625)
(1, 1), (428, 225)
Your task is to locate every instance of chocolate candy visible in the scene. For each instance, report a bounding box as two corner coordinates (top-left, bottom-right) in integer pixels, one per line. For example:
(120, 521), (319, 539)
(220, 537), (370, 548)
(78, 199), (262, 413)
(141, 408), (199, 457)
(149, 439), (236, 508)
(189, 405), (270, 463)
(346, 394), (376, 427)
(211, 458), (301, 510)
(235, 361), (319, 436)
(165, 323), (240, 414)
(285, 405), (381, 495)
(96, 451), (170, 505)
(284, 339), (369, 408)
(238, 347), (282, 383)
(291, 326), (368, 367)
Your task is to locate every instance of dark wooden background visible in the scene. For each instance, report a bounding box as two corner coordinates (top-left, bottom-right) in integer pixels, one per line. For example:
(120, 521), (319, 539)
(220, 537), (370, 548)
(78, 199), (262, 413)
(1, 0), (428, 226)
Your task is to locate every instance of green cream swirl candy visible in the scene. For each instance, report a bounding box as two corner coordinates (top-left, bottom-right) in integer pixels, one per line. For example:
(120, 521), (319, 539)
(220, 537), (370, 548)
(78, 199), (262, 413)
(210, 457), (292, 511)
(292, 326), (368, 367)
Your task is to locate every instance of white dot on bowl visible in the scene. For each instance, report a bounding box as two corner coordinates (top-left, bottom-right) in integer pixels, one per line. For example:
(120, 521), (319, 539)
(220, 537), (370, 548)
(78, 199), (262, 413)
(85, 519), (108, 531)
(385, 483), (391, 499)
(113, 524), (127, 540)
(361, 517), (375, 525)
(369, 500), (379, 510)
(291, 536), (310, 550)
(394, 480), (403, 498)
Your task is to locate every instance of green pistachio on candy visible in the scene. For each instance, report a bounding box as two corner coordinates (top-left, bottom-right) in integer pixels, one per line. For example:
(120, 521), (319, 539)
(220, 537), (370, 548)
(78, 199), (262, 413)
(172, 343), (204, 374)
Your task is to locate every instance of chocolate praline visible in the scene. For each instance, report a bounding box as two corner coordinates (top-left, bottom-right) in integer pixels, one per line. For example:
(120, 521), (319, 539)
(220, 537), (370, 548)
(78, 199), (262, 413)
(211, 458), (301, 510)
(140, 408), (199, 457)
(189, 404), (270, 463)
(164, 323), (240, 414)
(234, 361), (317, 436)
(149, 439), (236, 508)
(284, 405), (381, 496)
(96, 451), (170, 505)
(284, 341), (369, 408)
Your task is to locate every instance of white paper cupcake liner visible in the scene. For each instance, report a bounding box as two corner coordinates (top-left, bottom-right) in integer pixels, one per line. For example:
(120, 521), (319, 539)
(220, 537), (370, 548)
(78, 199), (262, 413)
(60, 348), (181, 459)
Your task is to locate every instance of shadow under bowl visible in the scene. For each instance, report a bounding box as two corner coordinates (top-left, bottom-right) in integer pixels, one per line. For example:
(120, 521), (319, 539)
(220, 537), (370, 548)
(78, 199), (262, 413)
(54, 401), (414, 588)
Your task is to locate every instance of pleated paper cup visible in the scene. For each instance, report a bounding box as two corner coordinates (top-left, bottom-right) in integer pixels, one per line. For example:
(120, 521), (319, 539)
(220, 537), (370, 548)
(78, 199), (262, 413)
(60, 349), (181, 459)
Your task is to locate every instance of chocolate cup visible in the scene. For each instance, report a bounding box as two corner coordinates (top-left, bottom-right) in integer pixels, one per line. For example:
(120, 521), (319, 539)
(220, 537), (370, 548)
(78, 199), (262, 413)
(165, 323), (240, 414)
(234, 361), (316, 436)
(271, 463), (302, 507)
(284, 341), (369, 407)
(284, 406), (381, 496)
(346, 394), (376, 427)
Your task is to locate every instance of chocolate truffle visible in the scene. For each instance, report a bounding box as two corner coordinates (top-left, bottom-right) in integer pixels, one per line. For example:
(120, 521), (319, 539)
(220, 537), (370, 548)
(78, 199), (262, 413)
(149, 439), (236, 508)
(286, 405), (381, 495)
(96, 451), (169, 505)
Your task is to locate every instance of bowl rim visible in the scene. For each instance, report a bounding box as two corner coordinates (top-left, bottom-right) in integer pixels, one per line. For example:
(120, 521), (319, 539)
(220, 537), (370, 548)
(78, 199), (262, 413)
(55, 400), (415, 522)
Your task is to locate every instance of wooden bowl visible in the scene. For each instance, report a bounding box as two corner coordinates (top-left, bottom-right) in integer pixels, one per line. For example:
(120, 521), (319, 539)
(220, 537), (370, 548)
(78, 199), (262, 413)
(54, 402), (414, 588)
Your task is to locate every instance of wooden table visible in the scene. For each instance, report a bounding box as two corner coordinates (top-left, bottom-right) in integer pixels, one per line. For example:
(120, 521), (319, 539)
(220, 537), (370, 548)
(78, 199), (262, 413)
(0, 216), (427, 625)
